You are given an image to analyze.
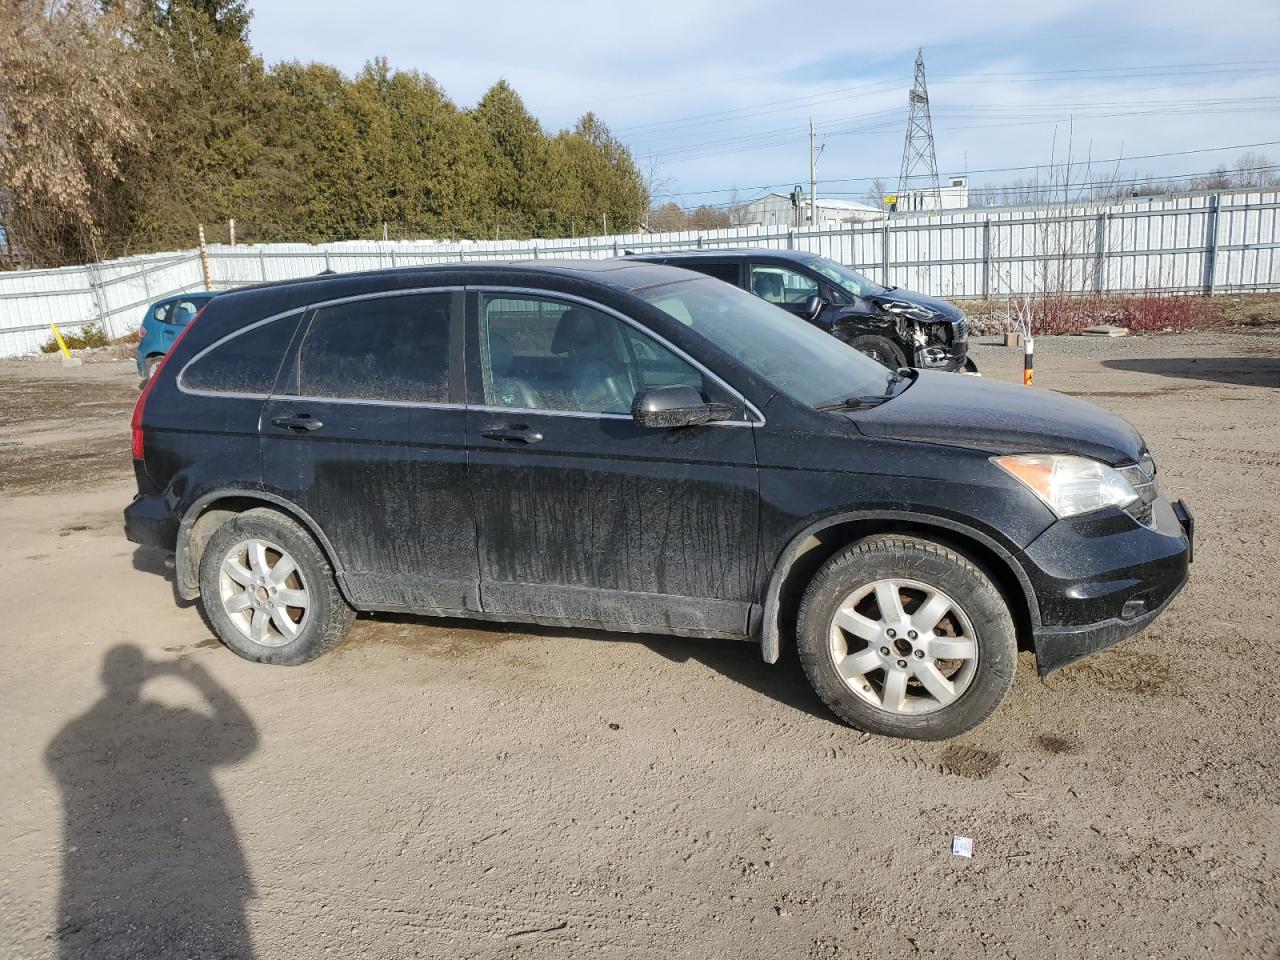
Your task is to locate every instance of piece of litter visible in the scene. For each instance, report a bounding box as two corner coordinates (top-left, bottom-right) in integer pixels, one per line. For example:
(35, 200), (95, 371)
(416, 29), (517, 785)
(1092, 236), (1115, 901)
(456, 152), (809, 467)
(952, 835), (974, 858)
(1081, 323), (1129, 337)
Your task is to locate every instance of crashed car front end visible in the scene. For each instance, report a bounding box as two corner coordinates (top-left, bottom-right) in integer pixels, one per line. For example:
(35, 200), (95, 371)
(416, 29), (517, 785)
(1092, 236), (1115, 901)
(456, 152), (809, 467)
(881, 298), (973, 372)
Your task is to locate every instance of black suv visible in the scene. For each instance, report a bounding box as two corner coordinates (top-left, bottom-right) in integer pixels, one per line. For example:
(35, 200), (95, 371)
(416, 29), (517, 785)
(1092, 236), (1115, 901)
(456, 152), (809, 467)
(125, 261), (1192, 740)
(623, 249), (975, 373)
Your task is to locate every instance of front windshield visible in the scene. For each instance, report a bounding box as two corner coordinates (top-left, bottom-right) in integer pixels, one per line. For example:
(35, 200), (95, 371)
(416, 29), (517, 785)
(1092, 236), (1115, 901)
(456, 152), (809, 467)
(804, 256), (887, 298)
(638, 277), (893, 407)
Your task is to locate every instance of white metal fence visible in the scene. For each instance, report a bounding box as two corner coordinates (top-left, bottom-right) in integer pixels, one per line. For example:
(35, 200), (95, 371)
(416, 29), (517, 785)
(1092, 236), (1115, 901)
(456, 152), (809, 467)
(1, 188), (1276, 357)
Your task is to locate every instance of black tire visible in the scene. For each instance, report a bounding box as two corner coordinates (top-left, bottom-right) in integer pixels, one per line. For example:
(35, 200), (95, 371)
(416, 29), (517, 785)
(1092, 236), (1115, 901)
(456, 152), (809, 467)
(844, 334), (908, 369)
(795, 535), (1016, 740)
(198, 507), (354, 665)
(141, 355), (163, 383)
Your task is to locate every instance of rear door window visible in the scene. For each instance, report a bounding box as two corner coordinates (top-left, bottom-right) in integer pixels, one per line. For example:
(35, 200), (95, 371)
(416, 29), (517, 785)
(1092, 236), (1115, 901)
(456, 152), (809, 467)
(181, 313), (303, 395)
(295, 293), (452, 402)
(171, 298), (204, 325)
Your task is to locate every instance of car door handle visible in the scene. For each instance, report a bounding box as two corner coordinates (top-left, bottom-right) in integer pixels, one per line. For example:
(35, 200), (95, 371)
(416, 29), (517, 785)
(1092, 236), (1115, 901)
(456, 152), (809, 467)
(481, 425), (543, 445)
(271, 414), (324, 432)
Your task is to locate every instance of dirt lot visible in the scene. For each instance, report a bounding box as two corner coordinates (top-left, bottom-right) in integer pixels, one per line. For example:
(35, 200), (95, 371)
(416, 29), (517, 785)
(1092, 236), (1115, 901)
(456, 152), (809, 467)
(2, 332), (1279, 959)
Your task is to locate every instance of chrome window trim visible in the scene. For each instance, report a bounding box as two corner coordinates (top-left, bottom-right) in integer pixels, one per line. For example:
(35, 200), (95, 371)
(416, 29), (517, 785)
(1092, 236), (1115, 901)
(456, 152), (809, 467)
(176, 283), (766, 429)
(177, 286), (463, 402)
(472, 284), (765, 425)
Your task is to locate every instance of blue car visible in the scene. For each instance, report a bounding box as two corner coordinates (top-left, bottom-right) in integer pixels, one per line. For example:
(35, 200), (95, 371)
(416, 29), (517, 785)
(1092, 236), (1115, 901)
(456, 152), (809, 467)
(137, 292), (218, 380)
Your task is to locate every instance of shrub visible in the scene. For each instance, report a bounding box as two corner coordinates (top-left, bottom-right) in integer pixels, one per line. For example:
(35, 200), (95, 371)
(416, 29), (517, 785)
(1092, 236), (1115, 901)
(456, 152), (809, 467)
(1023, 293), (1214, 336)
(39, 322), (112, 353)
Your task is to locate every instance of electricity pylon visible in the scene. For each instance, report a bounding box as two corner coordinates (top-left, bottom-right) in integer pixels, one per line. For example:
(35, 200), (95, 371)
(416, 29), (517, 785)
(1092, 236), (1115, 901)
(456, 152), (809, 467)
(896, 49), (942, 212)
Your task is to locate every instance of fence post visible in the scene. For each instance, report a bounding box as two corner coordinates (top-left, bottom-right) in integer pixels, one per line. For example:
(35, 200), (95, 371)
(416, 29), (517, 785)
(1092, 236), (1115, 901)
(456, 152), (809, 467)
(981, 218), (991, 299)
(258, 250), (267, 283)
(881, 221), (891, 287)
(1093, 212), (1109, 294)
(787, 229), (795, 250)
(1204, 193), (1221, 295)
(88, 261), (109, 329)
(324, 251), (331, 273)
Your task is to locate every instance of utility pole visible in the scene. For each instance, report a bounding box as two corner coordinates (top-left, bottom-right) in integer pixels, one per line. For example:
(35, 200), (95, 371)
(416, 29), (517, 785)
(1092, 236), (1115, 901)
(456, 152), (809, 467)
(197, 224), (212, 291)
(897, 48), (942, 213)
(809, 118), (817, 227)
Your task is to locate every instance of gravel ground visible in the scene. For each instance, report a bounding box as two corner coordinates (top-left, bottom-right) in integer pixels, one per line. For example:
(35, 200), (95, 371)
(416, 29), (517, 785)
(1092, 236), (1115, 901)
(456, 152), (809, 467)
(1, 330), (1278, 959)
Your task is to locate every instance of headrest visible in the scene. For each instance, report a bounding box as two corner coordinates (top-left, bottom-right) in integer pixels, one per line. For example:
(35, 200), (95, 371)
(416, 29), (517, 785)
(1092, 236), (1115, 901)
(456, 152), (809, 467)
(550, 307), (607, 355)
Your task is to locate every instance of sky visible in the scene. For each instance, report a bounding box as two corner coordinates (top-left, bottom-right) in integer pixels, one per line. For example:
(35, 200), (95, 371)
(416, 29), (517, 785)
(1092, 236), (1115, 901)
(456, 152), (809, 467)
(247, 0), (1280, 208)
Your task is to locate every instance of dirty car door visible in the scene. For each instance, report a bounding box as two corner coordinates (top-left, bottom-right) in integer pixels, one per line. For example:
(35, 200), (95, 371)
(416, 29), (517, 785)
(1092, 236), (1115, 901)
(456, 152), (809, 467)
(261, 289), (478, 613)
(465, 290), (760, 637)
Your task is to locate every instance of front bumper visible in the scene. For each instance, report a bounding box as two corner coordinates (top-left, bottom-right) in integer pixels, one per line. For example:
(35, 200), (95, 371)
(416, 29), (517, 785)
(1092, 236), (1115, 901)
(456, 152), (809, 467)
(915, 334), (971, 372)
(1023, 495), (1193, 676)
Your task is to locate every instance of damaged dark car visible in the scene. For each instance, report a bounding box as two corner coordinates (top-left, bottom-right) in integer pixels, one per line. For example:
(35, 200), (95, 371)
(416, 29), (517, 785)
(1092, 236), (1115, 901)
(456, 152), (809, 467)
(124, 260), (1191, 740)
(622, 249), (975, 373)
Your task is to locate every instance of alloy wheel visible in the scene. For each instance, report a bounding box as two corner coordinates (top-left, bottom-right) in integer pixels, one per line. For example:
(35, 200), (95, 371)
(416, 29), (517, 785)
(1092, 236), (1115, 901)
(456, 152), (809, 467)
(828, 577), (978, 715)
(217, 538), (309, 647)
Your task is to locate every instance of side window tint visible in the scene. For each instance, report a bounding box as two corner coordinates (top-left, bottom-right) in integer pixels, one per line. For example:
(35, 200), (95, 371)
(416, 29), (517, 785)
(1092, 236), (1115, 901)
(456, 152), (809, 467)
(749, 265), (819, 305)
(298, 294), (451, 402)
(152, 303), (172, 323)
(479, 295), (707, 415)
(182, 313), (303, 394)
(688, 262), (739, 285)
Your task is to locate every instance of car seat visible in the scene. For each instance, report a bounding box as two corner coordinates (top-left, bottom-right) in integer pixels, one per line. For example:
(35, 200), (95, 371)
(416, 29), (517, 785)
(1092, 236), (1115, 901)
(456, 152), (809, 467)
(549, 308), (635, 413)
(487, 333), (543, 409)
(752, 272), (784, 302)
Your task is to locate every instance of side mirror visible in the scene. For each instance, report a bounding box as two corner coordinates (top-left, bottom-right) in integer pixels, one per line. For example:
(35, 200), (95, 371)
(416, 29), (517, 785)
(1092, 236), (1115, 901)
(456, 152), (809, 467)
(631, 384), (734, 429)
(802, 294), (825, 321)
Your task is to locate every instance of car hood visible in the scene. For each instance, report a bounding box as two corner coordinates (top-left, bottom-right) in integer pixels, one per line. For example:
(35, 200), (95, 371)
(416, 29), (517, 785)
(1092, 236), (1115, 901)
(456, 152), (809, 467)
(866, 287), (963, 323)
(851, 371), (1144, 464)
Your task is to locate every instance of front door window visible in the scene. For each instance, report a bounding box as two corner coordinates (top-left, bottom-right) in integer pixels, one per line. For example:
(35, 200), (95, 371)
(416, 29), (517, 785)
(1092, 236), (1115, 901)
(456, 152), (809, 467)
(478, 294), (706, 415)
(749, 265), (820, 306)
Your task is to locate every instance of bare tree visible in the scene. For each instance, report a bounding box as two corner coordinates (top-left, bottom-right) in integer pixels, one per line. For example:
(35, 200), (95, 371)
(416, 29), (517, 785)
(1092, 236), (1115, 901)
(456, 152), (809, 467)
(0, 0), (147, 266)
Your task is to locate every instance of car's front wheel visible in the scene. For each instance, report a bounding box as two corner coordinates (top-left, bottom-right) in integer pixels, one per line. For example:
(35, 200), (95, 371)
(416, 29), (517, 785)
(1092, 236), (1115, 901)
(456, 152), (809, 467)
(199, 507), (354, 665)
(844, 334), (908, 369)
(795, 535), (1016, 739)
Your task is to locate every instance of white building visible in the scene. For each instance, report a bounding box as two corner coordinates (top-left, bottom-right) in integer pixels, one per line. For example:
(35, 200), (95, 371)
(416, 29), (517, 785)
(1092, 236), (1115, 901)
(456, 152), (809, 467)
(890, 175), (970, 213)
(737, 192), (884, 229)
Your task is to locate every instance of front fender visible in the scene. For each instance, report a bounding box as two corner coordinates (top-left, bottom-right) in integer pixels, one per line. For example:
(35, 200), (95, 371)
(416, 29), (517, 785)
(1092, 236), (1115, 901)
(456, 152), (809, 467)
(757, 507), (1041, 664)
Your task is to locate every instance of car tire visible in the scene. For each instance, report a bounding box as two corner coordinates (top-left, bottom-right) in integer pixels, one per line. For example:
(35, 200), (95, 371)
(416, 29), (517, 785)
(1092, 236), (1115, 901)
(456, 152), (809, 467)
(141, 355), (163, 383)
(845, 335), (908, 369)
(198, 507), (355, 665)
(795, 535), (1016, 740)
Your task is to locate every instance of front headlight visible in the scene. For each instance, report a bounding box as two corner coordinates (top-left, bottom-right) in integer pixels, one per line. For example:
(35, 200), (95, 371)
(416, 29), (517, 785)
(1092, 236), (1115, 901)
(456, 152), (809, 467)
(992, 454), (1139, 518)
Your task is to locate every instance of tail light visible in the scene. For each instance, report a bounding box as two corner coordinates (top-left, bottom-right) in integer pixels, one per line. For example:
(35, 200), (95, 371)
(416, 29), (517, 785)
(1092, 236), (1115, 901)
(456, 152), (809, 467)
(131, 306), (204, 460)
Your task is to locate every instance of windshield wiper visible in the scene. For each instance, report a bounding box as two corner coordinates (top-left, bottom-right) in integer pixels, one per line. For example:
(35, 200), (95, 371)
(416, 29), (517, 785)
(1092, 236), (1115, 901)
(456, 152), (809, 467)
(815, 394), (893, 412)
(815, 369), (916, 412)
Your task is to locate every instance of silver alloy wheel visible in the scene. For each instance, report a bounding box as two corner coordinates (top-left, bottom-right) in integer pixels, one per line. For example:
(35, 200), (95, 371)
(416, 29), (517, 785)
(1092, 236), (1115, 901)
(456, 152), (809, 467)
(217, 537), (309, 647)
(828, 577), (978, 715)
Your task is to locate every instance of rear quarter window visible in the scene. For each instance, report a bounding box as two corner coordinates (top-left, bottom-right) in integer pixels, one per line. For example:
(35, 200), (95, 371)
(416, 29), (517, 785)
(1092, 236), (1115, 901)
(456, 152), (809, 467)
(180, 313), (303, 395)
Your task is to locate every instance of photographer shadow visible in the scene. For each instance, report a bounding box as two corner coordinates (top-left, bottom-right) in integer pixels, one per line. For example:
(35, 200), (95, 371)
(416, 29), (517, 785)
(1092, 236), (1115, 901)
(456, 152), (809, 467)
(45, 645), (259, 959)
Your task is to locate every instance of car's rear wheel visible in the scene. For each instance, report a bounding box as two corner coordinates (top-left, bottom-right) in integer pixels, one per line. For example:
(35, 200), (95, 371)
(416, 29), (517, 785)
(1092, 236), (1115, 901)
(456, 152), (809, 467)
(199, 507), (354, 665)
(795, 535), (1016, 739)
(845, 334), (908, 369)
(141, 354), (163, 383)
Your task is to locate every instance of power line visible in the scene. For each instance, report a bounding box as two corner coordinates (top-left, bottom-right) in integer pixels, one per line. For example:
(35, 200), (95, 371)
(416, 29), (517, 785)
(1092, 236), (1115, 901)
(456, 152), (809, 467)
(649, 139), (1280, 201)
